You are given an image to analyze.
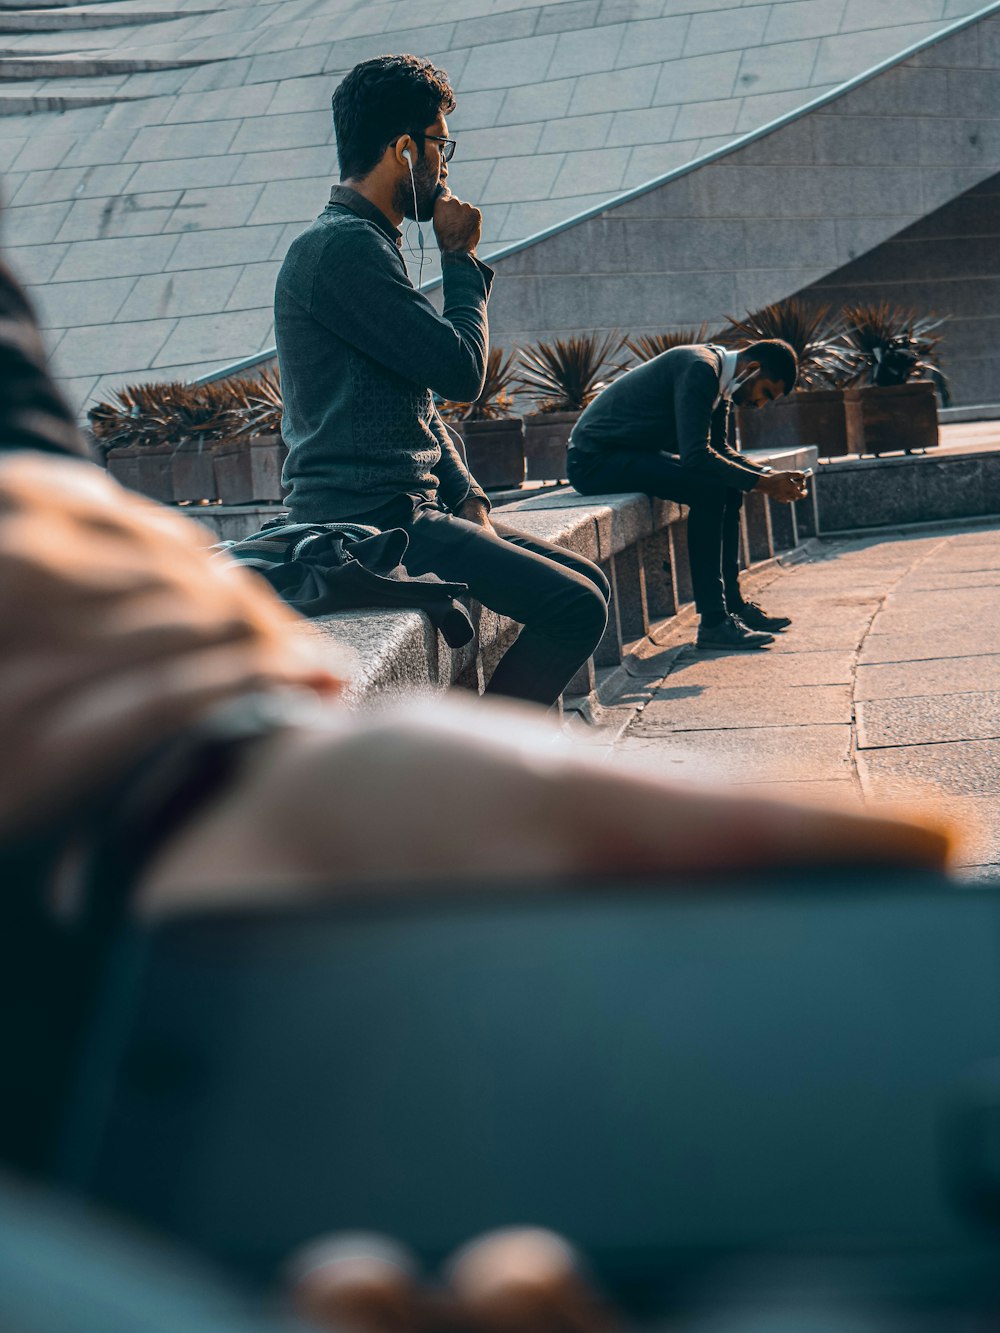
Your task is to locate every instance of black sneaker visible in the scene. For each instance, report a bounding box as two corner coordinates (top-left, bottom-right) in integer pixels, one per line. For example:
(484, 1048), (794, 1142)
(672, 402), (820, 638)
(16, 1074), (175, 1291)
(733, 599), (792, 632)
(696, 614), (774, 650)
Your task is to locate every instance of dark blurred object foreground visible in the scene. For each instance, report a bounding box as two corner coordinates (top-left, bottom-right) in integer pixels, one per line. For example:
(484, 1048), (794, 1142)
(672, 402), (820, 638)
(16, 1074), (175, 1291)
(44, 873), (1000, 1329)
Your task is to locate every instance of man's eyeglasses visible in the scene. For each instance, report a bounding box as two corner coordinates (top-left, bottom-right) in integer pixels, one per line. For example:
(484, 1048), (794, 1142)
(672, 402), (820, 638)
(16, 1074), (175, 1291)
(413, 132), (457, 162)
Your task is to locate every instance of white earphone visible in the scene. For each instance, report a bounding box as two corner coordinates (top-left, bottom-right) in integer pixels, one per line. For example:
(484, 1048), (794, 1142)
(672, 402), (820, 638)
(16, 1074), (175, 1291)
(729, 365), (758, 394)
(401, 141), (425, 285)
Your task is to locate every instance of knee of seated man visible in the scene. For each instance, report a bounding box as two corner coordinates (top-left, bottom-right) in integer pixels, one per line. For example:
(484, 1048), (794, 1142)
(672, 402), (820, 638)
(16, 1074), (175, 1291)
(580, 557), (611, 604)
(549, 570), (609, 644)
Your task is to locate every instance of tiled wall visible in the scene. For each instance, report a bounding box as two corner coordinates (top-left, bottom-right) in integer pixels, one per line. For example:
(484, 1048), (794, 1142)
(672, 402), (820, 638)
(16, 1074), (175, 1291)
(483, 14), (1000, 405)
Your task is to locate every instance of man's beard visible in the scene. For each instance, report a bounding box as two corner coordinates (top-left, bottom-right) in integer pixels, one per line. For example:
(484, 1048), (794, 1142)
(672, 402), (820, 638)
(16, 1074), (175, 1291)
(395, 155), (440, 223)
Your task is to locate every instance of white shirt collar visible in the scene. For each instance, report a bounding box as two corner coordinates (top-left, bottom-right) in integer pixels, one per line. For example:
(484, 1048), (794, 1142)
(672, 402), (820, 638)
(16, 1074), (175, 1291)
(716, 347), (741, 402)
(708, 345), (740, 409)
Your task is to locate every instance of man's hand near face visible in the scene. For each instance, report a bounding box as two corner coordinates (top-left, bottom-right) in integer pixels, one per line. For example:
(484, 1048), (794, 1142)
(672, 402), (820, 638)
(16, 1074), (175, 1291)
(756, 470), (808, 504)
(433, 190), (482, 256)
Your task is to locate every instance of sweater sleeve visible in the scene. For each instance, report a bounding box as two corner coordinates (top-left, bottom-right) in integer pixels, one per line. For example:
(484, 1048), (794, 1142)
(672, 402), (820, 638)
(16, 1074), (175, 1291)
(675, 362), (764, 491)
(712, 400), (766, 472)
(432, 411), (491, 512)
(308, 223), (493, 405)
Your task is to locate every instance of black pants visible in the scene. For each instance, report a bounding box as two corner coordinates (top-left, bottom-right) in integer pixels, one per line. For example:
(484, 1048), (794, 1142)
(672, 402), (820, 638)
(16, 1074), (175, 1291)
(567, 446), (744, 620)
(343, 496), (610, 707)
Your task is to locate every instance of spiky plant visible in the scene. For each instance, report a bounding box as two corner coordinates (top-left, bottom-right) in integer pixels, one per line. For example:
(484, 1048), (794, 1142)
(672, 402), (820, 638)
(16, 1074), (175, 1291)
(439, 346), (519, 422)
(720, 298), (855, 390)
(624, 324), (713, 363)
(514, 331), (626, 413)
(88, 380), (238, 455)
(227, 366), (284, 437)
(838, 302), (950, 405)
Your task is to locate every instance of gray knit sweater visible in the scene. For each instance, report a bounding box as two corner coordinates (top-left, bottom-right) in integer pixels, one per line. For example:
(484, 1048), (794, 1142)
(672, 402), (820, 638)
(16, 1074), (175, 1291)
(275, 186), (494, 522)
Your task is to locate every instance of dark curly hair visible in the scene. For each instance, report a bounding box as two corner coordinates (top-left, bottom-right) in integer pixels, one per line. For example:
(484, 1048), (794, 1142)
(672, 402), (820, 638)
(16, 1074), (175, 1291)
(743, 339), (798, 393)
(332, 54), (456, 181)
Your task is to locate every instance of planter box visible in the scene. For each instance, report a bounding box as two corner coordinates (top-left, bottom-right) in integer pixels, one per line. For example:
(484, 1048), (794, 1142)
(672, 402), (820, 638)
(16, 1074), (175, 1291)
(738, 388), (849, 458)
(454, 416), (526, 491)
(214, 434), (288, 505)
(843, 382), (939, 456)
(105, 443), (174, 503)
(524, 410), (578, 482)
(104, 444), (141, 493)
(172, 438), (217, 504)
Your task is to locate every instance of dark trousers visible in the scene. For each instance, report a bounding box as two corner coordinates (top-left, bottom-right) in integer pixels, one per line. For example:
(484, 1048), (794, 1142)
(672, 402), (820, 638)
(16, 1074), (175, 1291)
(567, 446), (744, 620)
(344, 496), (610, 707)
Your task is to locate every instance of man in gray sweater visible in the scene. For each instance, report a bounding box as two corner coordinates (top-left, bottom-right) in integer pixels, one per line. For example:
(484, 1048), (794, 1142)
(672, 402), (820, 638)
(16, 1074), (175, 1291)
(275, 55), (608, 707)
(568, 341), (806, 650)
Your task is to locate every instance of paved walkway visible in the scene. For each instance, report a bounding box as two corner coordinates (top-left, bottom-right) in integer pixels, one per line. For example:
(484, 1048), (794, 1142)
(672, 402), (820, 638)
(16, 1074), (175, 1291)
(603, 520), (1000, 882)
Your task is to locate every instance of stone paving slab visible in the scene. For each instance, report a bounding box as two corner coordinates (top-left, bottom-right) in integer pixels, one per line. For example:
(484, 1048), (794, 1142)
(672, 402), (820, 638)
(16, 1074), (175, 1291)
(859, 628), (1000, 665)
(636, 684), (852, 732)
(856, 690), (1000, 750)
(858, 738), (1000, 799)
(924, 796), (1000, 868)
(945, 529), (1000, 546)
(755, 619), (877, 654)
(741, 779), (863, 807)
(665, 647), (856, 688)
(855, 654), (1000, 702)
(897, 570), (1000, 592)
(957, 864), (1000, 883)
(866, 585), (1000, 635)
(614, 724), (854, 785)
(904, 545), (1000, 573)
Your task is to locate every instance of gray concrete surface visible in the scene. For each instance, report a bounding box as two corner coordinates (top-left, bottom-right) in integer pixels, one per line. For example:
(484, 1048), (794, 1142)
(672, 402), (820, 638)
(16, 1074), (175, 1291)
(604, 519), (1000, 880)
(480, 11), (1000, 406)
(3, 0), (995, 410)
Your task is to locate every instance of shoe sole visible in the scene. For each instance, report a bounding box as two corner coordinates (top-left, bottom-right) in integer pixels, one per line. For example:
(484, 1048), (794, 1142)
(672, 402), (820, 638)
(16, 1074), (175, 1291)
(695, 638), (773, 650)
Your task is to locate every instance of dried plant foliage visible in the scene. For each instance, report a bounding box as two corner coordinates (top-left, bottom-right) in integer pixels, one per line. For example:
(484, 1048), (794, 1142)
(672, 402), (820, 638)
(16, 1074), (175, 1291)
(439, 346), (519, 422)
(838, 301), (950, 404)
(226, 367), (284, 438)
(88, 370), (284, 454)
(514, 332), (626, 413)
(624, 324), (713, 362)
(721, 298), (855, 390)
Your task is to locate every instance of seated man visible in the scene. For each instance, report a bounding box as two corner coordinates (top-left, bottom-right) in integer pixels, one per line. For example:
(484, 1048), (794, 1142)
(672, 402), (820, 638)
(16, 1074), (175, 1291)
(567, 340), (807, 651)
(274, 54), (609, 708)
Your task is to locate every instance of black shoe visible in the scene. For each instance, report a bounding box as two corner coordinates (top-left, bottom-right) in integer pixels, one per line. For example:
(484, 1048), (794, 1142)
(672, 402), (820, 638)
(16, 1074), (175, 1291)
(696, 614), (774, 650)
(733, 598), (792, 632)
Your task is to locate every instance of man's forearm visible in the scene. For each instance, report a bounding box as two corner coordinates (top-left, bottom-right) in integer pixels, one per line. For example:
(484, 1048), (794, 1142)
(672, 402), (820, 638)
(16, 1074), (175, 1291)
(435, 416), (490, 511)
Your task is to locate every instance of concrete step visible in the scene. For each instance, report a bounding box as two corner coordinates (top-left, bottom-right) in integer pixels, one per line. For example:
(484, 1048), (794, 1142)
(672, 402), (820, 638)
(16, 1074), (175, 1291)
(940, 404), (1000, 424)
(0, 87), (135, 108)
(0, 8), (209, 29)
(0, 0), (128, 8)
(0, 50), (205, 74)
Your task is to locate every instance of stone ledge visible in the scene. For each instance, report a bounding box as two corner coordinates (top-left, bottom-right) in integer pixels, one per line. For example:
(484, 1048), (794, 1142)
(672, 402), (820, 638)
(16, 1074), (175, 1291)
(817, 447), (1000, 532)
(288, 444), (821, 710)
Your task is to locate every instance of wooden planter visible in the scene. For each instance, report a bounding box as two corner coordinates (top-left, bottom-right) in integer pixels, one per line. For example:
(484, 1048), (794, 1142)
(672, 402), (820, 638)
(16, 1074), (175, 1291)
(454, 416), (526, 491)
(105, 443), (174, 503)
(213, 434), (288, 505)
(172, 438), (217, 503)
(524, 410), (578, 482)
(738, 388), (849, 458)
(104, 444), (142, 493)
(843, 382), (939, 456)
